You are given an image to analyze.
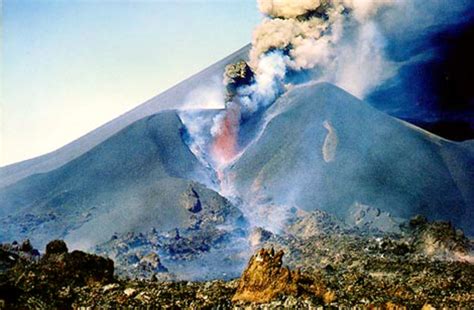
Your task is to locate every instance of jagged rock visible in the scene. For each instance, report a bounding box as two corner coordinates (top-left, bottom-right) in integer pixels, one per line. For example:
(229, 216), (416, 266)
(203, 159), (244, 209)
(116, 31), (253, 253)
(376, 238), (412, 256)
(102, 283), (120, 293)
(91, 182), (247, 280)
(19, 239), (33, 253)
(414, 221), (470, 257)
(223, 60), (255, 98)
(63, 250), (114, 284)
(30, 241), (114, 290)
(139, 252), (168, 272)
(123, 287), (137, 297)
(2, 223), (474, 309)
(181, 186), (202, 213)
(0, 241), (41, 276)
(399, 216), (471, 258)
(0, 249), (20, 282)
(232, 248), (301, 303)
(1, 240), (114, 308)
(345, 202), (402, 233)
(45, 239), (68, 256)
(323, 290), (337, 304)
(286, 209), (342, 239)
(409, 214), (428, 228)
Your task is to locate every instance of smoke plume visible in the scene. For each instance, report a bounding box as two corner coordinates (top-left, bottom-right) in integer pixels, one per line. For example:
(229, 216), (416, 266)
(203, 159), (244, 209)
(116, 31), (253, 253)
(237, 51), (288, 115)
(251, 0), (397, 97)
(258, 0), (327, 19)
(181, 77), (226, 111)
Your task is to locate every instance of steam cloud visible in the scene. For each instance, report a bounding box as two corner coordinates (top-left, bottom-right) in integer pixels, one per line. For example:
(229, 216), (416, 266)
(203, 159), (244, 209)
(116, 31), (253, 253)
(251, 0), (397, 97)
(181, 77), (226, 111)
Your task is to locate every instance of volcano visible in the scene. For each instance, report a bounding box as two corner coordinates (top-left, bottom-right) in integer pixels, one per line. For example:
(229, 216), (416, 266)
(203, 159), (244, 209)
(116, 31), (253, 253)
(3, 0), (474, 307)
(228, 82), (474, 235)
(1, 72), (473, 251)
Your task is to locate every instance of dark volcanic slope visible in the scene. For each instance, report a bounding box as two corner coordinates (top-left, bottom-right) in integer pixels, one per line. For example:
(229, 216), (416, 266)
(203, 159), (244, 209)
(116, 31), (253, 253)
(0, 111), (216, 248)
(228, 82), (474, 235)
(0, 45), (251, 188)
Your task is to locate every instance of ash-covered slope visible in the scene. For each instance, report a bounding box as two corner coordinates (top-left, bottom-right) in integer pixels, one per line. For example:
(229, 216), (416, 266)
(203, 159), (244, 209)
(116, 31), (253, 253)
(0, 45), (251, 189)
(228, 82), (474, 235)
(0, 111), (219, 248)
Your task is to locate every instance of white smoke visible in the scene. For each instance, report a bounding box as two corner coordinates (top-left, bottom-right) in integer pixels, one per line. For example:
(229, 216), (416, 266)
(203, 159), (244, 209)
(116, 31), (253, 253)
(249, 16), (334, 70)
(181, 77), (226, 110)
(258, 0), (395, 20)
(342, 0), (395, 21)
(252, 0), (397, 98)
(178, 78), (226, 172)
(325, 20), (397, 98)
(238, 51), (288, 115)
(179, 111), (212, 160)
(178, 78), (227, 171)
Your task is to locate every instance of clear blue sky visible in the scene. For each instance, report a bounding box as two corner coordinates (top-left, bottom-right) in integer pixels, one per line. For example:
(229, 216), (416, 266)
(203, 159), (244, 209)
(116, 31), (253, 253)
(1, 0), (260, 166)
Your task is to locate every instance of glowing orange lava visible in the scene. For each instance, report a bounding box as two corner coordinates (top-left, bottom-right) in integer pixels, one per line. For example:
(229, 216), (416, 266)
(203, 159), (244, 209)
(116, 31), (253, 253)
(212, 104), (240, 166)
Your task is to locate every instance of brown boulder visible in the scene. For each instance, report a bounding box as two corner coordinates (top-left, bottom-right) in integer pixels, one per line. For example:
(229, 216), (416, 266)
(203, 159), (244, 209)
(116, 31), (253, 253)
(66, 250), (114, 285)
(232, 248), (301, 303)
(3, 240), (114, 308)
(45, 239), (68, 256)
(33, 241), (114, 287)
(19, 239), (33, 253)
(223, 60), (255, 99)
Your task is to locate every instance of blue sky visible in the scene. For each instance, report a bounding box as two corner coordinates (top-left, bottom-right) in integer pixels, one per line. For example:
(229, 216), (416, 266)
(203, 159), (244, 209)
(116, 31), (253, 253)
(1, 0), (260, 166)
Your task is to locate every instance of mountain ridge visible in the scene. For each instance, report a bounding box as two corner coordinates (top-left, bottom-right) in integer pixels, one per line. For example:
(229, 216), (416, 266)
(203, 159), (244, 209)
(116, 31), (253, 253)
(0, 111), (218, 248)
(0, 45), (251, 188)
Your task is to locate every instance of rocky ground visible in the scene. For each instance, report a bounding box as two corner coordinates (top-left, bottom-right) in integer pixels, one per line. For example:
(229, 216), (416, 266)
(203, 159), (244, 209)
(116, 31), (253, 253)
(92, 185), (249, 280)
(1, 211), (473, 309)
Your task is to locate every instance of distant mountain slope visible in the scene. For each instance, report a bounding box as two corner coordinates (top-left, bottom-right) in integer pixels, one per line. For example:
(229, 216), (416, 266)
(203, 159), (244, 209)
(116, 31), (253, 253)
(0, 45), (251, 188)
(0, 111), (216, 248)
(228, 82), (474, 235)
